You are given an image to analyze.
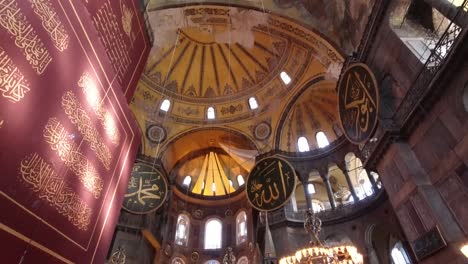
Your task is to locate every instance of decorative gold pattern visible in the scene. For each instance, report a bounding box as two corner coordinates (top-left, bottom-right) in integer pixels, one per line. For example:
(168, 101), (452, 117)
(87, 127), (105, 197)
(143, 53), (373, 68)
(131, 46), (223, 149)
(121, 3), (133, 41)
(0, 46), (30, 102)
(78, 72), (121, 145)
(19, 153), (92, 230)
(0, 0), (52, 74)
(62, 91), (112, 169)
(92, 1), (131, 85)
(31, 0), (70, 51)
(43, 117), (103, 198)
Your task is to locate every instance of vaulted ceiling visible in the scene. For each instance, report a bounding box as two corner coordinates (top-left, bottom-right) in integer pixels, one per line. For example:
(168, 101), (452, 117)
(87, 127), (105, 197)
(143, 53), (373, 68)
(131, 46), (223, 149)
(130, 2), (375, 176)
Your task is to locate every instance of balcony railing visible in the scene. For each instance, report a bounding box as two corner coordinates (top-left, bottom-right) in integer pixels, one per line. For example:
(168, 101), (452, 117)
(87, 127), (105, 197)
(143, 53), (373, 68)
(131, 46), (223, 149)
(263, 190), (385, 226)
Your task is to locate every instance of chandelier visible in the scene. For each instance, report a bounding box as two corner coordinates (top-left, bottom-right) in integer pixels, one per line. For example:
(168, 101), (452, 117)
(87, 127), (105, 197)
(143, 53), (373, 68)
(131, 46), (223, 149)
(279, 210), (363, 264)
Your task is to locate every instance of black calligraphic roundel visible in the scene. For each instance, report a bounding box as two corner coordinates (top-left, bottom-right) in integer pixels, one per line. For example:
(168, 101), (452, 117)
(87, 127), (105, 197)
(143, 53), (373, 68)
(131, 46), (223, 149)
(246, 157), (297, 211)
(338, 63), (380, 144)
(123, 163), (168, 214)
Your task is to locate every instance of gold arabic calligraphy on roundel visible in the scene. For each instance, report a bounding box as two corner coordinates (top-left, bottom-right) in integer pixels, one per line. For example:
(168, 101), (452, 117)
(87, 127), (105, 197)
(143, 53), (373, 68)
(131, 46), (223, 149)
(123, 163), (168, 214)
(246, 157), (297, 211)
(337, 63), (380, 145)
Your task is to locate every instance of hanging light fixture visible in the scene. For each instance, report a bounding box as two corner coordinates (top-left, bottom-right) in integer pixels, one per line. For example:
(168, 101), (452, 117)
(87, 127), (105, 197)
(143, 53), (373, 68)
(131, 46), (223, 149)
(279, 210), (363, 264)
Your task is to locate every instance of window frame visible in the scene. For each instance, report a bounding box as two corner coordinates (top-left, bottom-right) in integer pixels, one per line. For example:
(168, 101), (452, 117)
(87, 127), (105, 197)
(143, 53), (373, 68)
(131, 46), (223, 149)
(175, 214), (190, 247)
(236, 211), (248, 245)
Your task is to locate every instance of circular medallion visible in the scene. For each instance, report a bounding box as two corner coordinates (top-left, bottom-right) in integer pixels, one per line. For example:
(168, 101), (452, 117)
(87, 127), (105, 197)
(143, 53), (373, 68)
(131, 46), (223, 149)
(123, 163), (168, 214)
(337, 63), (379, 144)
(254, 122), (271, 140)
(191, 252), (199, 262)
(193, 209), (203, 219)
(146, 124), (166, 144)
(246, 157), (297, 211)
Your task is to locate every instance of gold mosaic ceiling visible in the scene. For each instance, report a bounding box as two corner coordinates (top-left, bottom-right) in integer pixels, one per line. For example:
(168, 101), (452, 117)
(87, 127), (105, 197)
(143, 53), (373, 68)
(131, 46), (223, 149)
(131, 5), (345, 167)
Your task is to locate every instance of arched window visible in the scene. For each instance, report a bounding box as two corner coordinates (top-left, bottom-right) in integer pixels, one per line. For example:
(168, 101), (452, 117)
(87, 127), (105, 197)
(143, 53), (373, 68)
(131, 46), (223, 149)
(297, 136), (310, 152)
(160, 99), (171, 112)
(236, 211), (248, 245)
(280, 71), (291, 85)
(307, 183), (316, 194)
(248, 97), (259, 110)
(312, 200), (324, 213)
(204, 218), (222, 249)
(175, 214), (190, 246)
(171, 257), (185, 264)
(237, 175), (245, 186)
(391, 242), (411, 264)
(316, 132), (329, 148)
(207, 107), (216, 120)
(182, 176), (191, 187)
(204, 261), (220, 264)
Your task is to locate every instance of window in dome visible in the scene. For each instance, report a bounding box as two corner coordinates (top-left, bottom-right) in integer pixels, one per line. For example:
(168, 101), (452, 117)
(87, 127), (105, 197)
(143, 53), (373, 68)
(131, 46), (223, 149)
(237, 175), (245, 186)
(316, 131), (330, 148)
(204, 261), (220, 264)
(175, 214), (190, 246)
(236, 211), (248, 245)
(160, 99), (171, 112)
(182, 176), (191, 187)
(307, 183), (316, 194)
(248, 97), (259, 110)
(391, 242), (411, 264)
(297, 136), (310, 152)
(280, 71), (291, 85)
(207, 107), (215, 120)
(204, 219), (222, 249)
(312, 200), (324, 213)
(212, 182), (216, 193)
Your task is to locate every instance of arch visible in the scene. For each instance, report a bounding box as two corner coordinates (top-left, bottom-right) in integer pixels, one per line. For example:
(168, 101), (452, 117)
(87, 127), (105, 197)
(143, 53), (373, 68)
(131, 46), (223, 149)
(204, 261), (220, 264)
(237, 175), (245, 186)
(236, 210), (248, 245)
(204, 218), (222, 249)
(248, 97), (259, 110)
(297, 136), (310, 152)
(390, 241), (412, 264)
(160, 99), (171, 112)
(237, 256), (249, 264)
(345, 152), (373, 200)
(175, 214), (190, 246)
(182, 175), (192, 187)
(171, 257), (186, 264)
(207, 106), (216, 119)
(316, 131), (330, 148)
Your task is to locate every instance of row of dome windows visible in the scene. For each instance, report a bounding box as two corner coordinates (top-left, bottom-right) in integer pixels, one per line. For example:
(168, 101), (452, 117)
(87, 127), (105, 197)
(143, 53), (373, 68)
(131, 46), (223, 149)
(158, 72), (293, 119)
(297, 131), (330, 152)
(174, 211), (248, 249)
(182, 175), (244, 189)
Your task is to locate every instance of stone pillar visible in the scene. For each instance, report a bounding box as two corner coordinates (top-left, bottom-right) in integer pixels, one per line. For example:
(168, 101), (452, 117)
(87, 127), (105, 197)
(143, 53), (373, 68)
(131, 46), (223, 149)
(302, 180), (313, 210)
(337, 162), (359, 202)
(320, 170), (336, 209)
(366, 169), (379, 194)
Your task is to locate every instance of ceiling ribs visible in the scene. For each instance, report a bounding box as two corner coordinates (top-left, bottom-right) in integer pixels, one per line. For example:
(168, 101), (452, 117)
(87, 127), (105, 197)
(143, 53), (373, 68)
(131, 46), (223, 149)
(180, 45), (198, 95)
(164, 41), (191, 86)
(254, 41), (278, 57)
(209, 46), (220, 95)
(200, 46), (206, 97)
(235, 43), (269, 73)
(146, 38), (185, 74)
(226, 44), (255, 84)
(217, 44), (239, 92)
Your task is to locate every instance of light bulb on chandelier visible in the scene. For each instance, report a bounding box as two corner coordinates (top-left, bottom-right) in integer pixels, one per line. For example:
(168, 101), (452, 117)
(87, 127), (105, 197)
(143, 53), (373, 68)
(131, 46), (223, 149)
(279, 209), (364, 264)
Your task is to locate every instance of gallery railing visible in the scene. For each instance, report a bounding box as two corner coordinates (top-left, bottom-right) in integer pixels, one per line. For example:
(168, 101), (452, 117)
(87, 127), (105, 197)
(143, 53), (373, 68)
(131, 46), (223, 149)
(362, 0), (468, 166)
(264, 190), (384, 226)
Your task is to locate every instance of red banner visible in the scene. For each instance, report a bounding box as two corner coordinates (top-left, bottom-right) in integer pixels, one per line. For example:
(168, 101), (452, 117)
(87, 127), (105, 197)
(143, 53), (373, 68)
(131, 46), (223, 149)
(0, 0), (142, 263)
(82, 0), (150, 102)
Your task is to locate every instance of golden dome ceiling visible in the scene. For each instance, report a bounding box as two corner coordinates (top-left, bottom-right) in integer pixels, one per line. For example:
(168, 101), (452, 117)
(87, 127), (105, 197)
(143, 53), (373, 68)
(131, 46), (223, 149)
(130, 4), (345, 166)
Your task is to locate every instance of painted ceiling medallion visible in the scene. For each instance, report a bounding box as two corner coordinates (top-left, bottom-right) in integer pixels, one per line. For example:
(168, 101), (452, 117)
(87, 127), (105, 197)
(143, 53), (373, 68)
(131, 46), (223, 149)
(254, 121), (271, 140)
(146, 124), (167, 143)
